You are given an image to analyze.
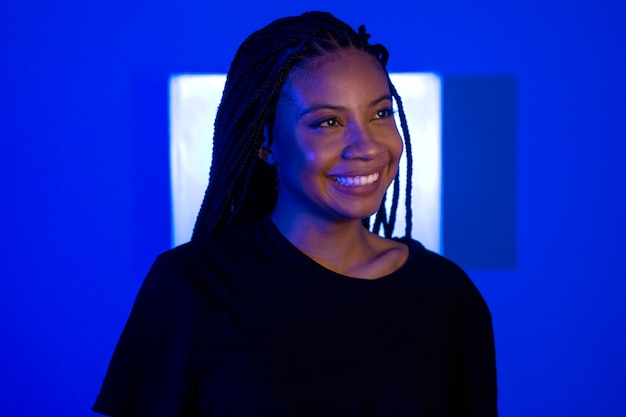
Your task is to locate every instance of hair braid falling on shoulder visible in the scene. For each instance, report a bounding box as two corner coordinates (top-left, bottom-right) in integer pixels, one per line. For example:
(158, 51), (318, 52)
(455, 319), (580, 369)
(192, 11), (414, 241)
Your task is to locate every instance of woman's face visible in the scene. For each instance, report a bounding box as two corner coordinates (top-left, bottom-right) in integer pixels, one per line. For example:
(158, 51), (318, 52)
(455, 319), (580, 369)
(270, 49), (403, 225)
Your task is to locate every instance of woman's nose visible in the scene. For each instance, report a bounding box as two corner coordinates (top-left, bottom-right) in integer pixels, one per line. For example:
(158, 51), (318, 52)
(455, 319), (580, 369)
(341, 124), (384, 161)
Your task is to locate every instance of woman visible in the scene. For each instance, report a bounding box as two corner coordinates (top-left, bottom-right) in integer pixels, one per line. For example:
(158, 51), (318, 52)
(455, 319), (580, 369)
(94, 11), (497, 416)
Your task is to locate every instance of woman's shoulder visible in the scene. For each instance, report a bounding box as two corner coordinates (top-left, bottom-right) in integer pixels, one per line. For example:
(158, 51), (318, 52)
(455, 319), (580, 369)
(398, 238), (484, 295)
(398, 238), (465, 276)
(145, 218), (282, 292)
(159, 218), (268, 263)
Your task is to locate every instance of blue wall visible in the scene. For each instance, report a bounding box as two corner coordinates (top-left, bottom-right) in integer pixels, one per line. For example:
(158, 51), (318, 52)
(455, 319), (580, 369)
(1, 1), (624, 416)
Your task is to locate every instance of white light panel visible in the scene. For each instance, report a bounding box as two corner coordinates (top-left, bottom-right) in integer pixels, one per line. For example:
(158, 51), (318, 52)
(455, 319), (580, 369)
(169, 73), (441, 252)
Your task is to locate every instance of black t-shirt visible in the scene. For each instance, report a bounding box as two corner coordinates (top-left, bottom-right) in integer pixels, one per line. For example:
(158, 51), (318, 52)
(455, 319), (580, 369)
(94, 217), (497, 416)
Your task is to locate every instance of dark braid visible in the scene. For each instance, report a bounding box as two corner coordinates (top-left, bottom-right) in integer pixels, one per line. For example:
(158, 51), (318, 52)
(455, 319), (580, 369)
(389, 82), (413, 237)
(192, 11), (414, 240)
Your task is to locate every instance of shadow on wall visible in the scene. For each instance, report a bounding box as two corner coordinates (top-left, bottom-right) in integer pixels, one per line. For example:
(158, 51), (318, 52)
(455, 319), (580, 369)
(443, 76), (517, 270)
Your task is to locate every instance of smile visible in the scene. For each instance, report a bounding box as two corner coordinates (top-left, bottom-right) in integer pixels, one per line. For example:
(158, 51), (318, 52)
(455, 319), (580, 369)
(332, 172), (380, 187)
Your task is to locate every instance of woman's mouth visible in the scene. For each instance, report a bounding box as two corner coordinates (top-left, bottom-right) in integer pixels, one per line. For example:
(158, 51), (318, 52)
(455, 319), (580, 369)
(331, 172), (380, 187)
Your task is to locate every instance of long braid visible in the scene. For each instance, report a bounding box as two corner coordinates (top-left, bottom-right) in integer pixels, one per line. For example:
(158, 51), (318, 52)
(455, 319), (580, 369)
(369, 79), (413, 239)
(390, 82), (414, 238)
(192, 11), (414, 240)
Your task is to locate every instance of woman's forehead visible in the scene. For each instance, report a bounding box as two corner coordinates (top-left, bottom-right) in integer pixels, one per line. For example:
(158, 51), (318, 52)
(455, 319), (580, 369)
(290, 48), (382, 79)
(282, 50), (387, 98)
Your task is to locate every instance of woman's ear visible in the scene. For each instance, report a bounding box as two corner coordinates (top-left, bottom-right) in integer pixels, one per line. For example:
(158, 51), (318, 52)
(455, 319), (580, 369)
(258, 139), (277, 166)
(258, 126), (277, 165)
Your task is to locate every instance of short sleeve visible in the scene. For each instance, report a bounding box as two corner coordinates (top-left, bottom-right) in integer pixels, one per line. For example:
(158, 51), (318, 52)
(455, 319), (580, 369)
(93, 253), (201, 417)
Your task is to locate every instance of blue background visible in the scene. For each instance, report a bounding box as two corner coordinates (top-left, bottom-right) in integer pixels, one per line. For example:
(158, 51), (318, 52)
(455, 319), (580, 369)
(1, 0), (625, 416)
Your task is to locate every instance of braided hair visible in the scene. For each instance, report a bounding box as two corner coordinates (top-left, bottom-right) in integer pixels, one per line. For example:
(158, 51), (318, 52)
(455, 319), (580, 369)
(192, 11), (413, 240)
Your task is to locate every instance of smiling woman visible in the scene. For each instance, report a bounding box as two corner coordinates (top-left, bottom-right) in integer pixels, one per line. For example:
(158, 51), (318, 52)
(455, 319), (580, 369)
(269, 49), (406, 273)
(93, 11), (498, 417)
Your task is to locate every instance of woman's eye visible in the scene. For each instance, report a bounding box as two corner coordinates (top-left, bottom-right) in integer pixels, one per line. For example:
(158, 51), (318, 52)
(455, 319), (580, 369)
(375, 108), (395, 119)
(313, 117), (341, 128)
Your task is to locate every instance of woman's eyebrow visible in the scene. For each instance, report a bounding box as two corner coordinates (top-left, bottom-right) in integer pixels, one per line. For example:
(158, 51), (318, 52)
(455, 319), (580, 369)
(298, 103), (346, 118)
(369, 94), (393, 107)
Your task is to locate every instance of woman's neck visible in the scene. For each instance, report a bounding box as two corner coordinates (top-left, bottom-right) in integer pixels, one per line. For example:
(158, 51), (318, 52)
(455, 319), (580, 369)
(271, 212), (408, 279)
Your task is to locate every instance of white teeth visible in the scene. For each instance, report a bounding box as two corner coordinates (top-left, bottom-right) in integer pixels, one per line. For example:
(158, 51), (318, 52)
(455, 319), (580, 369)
(333, 172), (379, 187)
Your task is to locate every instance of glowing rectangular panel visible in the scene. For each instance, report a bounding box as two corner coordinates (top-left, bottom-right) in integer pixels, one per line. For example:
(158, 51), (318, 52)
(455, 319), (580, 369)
(169, 73), (441, 252)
